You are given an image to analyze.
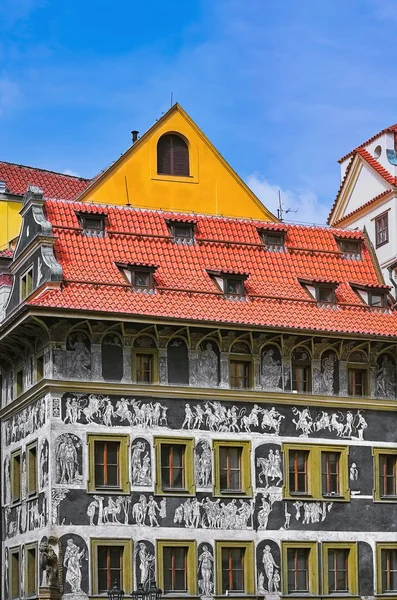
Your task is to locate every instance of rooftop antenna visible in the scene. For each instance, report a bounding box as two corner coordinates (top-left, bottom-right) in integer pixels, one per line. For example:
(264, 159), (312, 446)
(277, 189), (298, 222)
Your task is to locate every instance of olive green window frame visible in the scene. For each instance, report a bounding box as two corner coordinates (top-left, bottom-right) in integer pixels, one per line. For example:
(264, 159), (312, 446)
(157, 540), (197, 596)
(91, 538), (132, 595)
(20, 266), (33, 301)
(26, 441), (38, 498)
(228, 354), (254, 389)
(215, 540), (254, 596)
(154, 436), (195, 496)
(282, 541), (319, 597)
(87, 434), (130, 494)
(373, 448), (397, 502)
(213, 440), (252, 497)
(132, 348), (159, 384)
(322, 542), (358, 596)
(376, 543), (397, 595)
(9, 546), (21, 600)
(25, 542), (38, 598)
(282, 443), (350, 501)
(11, 449), (22, 505)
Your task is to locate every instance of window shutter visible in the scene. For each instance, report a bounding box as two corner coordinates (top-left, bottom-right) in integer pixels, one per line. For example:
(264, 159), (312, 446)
(157, 134), (189, 176)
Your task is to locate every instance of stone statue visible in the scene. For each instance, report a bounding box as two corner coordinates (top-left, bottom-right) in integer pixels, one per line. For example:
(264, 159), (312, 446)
(376, 355), (396, 398)
(261, 348), (282, 390)
(40, 541), (59, 588)
(198, 342), (219, 387)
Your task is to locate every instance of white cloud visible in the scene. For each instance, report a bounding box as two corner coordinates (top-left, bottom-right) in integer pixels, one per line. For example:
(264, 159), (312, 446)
(246, 173), (330, 226)
(0, 78), (20, 116)
(63, 169), (80, 177)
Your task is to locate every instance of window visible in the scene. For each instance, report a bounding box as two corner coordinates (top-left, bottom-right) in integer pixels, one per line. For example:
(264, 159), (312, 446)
(377, 544), (397, 594)
(132, 268), (154, 290)
(11, 450), (21, 504)
(20, 267), (33, 301)
(133, 351), (158, 383)
(261, 230), (285, 249)
(225, 277), (245, 298)
(25, 543), (38, 597)
(167, 221), (195, 243)
(157, 133), (189, 177)
(77, 213), (106, 235)
(10, 548), (20, 600)
(213, 440), (252, 497)
(36, 354), (44, 381)
(283, 443), (349, 501)
(317, 285), (336, 304)
(87, 435), (129, 493)
(215, 541), (254, 596)
(369, 291), (388, 308)
(337, 238), (362, 257)
(348, 368), (367, 396)
(91, 539), (132, 595)
(282, 542), (318, 596)
(229, 359), (251, 389)
(376, 212), (389, 247)
(322, 543), (357, 596)
(16, 368), (23, 396)
(157, 541), (196, 596)
(291, 348), (312, 393)
(373, 449), (397, 501)
(155, 437), (195, 495)
(27, 442), (38, 497)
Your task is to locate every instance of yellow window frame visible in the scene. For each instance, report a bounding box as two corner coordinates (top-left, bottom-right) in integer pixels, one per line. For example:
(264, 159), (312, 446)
(282, 442), (350, 501)
(282, 541), (319, 597)
(26, 441), (38, 498)
(157, 540), (197, 596)
(25, 542), (38, 598)
(215, 540), (254, 596)
(154, 436), (195, 496)
(11, 449), (21, 504)
(322, 542), (358, 596)
(213, 440), (252, 497)
(91, 538), (132, 595)
(132, 348), (159, 384)
(9, 546), (21, 600)
(87, 434), (130, 494)
(376, 543), (397, 596)
(373, 448), (397, 502)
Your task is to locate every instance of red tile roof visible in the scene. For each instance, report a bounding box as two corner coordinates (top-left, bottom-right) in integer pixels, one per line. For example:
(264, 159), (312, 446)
(0, 249), (13, 259)
(25, 199), (397, 338)
(338, 124), (397, 163)
(0, 161), (90, 200)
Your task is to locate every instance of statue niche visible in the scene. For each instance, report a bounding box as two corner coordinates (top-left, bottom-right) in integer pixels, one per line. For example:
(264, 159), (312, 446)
(198, 341), (220, 387)
(101, 333), (123, 381)
(376, 353), (396, 399)
(66, 331), (91, 378)
(321, 349), (339, 395)
(167, 338), (189, 385)
(261, 345), (282, 391)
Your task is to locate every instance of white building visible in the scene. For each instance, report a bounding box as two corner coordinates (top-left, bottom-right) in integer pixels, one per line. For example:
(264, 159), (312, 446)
(328, 124), (397, 287)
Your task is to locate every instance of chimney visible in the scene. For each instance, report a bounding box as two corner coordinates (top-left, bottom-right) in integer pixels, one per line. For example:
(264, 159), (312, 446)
(131, 130), (139, 144)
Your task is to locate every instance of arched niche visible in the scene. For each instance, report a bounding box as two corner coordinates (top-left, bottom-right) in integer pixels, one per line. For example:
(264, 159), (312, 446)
(66, 330), (91, 378)
(321, 349), (339, 395)
(261, 344), (282, 391)
(167, 338), (189, 385)
(101, 333), (123, 381)
(198, 340), (220, 387)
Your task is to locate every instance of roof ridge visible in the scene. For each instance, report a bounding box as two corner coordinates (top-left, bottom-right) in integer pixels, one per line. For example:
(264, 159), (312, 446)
(338, 124), (397, 164)
(0, 159), (91, 181)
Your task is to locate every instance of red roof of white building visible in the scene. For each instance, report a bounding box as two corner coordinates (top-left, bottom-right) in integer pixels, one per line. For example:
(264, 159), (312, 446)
(23, 199), (397, 338)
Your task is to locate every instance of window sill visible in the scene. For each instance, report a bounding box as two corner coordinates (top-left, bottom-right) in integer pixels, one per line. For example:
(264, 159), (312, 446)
(157, 489), (195, 497)
(284, 493), (350, 502)
(88, 488), (130, 495)
(152, 174), (198, 184)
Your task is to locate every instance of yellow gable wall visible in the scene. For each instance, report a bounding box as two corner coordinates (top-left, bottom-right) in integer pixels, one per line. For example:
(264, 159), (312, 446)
(0, 200), (22, 249)
(80, 105), (276, 221)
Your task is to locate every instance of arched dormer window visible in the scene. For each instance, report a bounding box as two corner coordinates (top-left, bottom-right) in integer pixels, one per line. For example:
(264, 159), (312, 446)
(157, 134), (189, 177)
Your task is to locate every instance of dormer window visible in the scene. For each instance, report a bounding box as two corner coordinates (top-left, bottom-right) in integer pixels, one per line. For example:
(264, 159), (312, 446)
(317, 286), (336, 304)
(352, 284), (388, 308)
(261, 231), (285, 250)
(77, 213), (106, 237)
(300, 280), (337, 305)
(208, 271), (247, 299)
(118, 264), (156, 292)
(167, 221), (195, 244)
(336, 237), (362, 259)
(369, 292), (387, 308)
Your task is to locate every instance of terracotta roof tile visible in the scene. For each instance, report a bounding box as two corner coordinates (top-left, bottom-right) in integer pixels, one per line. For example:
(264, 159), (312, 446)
(26, 199), (397, 338)
(0, 161), (90, 200)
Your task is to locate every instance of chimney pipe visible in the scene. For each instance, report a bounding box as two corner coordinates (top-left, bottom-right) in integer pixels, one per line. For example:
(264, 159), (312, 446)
(131, 130), (139, 144)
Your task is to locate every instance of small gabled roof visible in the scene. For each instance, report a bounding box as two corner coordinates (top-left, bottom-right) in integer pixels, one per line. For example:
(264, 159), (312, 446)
(338, 124), (397, 163)
(0, 161), (91, 200)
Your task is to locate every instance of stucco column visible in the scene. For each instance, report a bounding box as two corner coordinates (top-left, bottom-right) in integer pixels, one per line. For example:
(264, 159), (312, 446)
(122, 345), (132, 384)
(159, 348), (168, 384)
(312, 358), (321, 394)
(220, 352), (229, 388)
(253, 353), (261, 389)
(91, 343), (102, 380)
(189, 349), (199, 386)
(339, 360), (348, 396)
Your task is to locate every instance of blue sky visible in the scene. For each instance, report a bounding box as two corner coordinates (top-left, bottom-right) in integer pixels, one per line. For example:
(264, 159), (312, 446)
(1, 0), (397, 224)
